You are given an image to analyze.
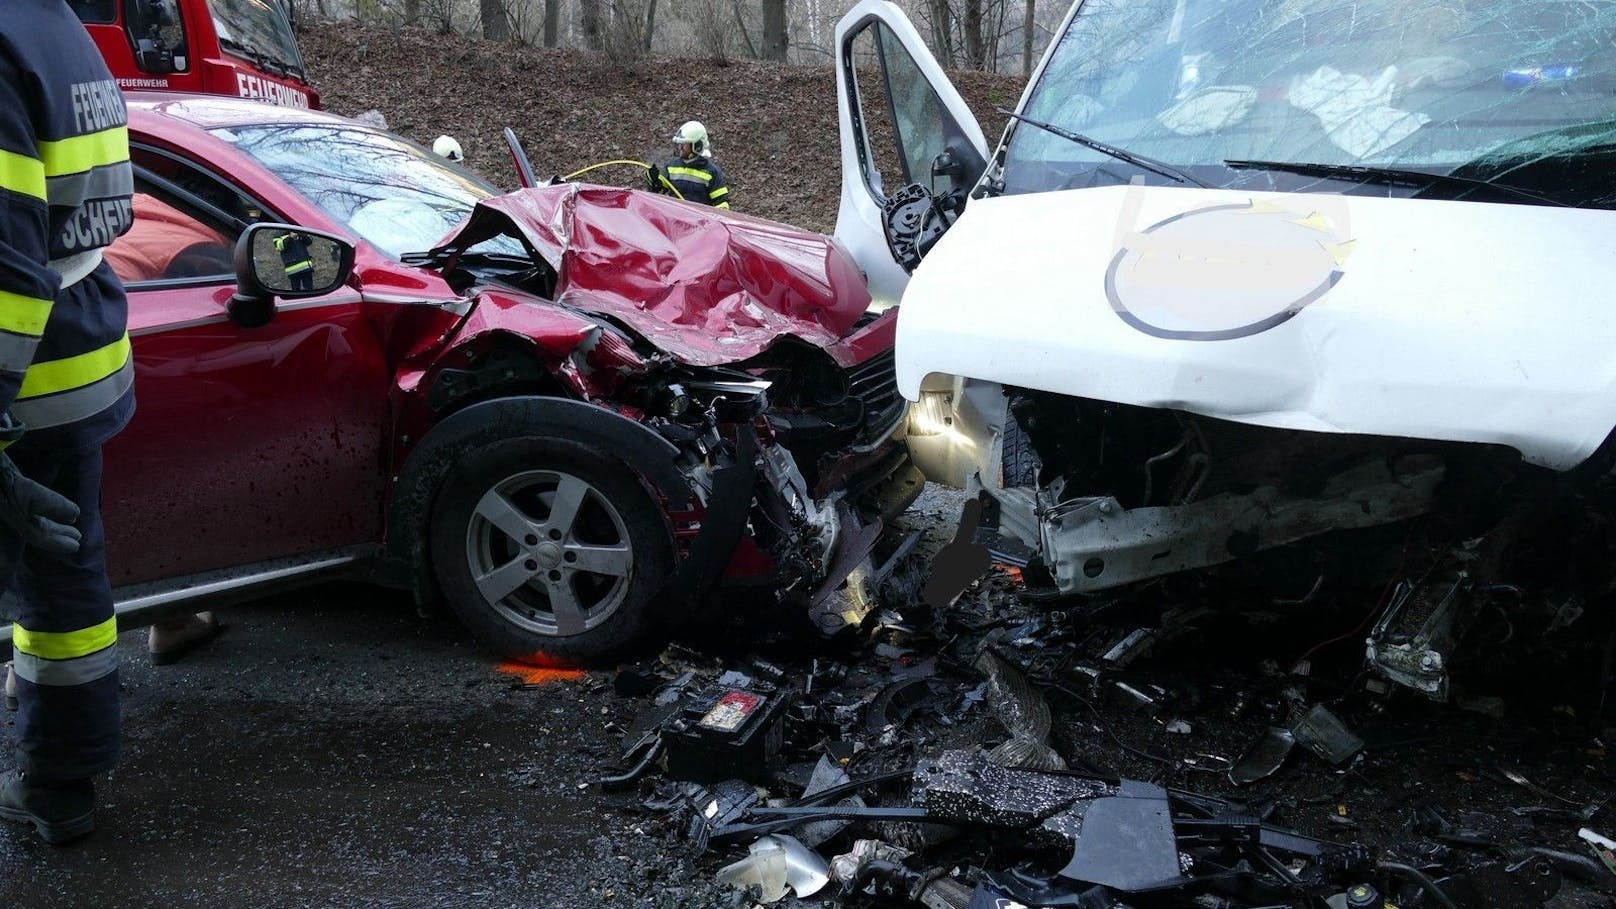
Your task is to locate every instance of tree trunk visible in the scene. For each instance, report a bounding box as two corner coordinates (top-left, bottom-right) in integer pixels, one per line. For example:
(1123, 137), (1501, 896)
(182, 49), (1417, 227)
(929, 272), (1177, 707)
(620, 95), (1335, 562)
(403, 0), (419, 21)
(963, 0), (984, 68)
(1021, 0), (1034, 74)
(762, 0), (788, 61)
(928, 0), (955, 68)
(480, 0), (510, 39)
(643, 0), (658, 51)
(581, 0), (603, 49)
(543, 0), (559, 46)
(731, 0), (758, 57)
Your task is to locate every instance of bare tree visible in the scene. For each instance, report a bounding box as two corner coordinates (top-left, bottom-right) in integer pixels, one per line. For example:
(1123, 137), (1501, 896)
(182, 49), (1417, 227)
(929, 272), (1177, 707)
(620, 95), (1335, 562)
(730, 0), (759, 57)
(923, 0), (956, 67)
(481, 0), (511, 38)
(762, 0), (788, 60)
(1021, 0), (1035, 73)
(543, 0), (559, 45)
(581, 0), (604, 49)
(643, 0), (658, 50)
(962, 0), (985, 68)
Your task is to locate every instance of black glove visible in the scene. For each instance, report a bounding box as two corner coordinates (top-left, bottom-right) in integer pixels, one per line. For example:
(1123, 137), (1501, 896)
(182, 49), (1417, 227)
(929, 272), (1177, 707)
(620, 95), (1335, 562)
(0, 452), (81, 554)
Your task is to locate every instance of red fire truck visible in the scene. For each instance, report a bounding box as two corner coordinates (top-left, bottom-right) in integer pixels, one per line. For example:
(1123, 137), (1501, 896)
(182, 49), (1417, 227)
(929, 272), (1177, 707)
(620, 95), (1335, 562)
(73, 0), (320, 108)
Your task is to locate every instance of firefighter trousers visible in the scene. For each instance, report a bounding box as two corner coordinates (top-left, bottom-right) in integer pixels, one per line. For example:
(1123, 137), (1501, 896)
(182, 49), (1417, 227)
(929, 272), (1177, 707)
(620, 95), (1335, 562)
(3, 442), (119, 781)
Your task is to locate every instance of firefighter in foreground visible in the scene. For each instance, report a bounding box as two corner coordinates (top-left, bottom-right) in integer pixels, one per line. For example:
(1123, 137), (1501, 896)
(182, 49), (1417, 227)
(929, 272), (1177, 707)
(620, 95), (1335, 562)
(0, 0), (138, 845)
(660, 121), (732, 209)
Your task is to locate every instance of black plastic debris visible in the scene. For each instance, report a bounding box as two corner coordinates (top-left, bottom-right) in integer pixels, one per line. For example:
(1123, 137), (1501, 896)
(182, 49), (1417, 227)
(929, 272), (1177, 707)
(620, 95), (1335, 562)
(1291, 703), (1364, 765)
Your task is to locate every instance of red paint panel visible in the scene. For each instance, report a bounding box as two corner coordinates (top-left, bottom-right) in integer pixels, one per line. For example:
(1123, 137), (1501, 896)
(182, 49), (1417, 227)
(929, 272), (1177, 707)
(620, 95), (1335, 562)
(454, 186), (874, 366)
(102, 285), (390, 585)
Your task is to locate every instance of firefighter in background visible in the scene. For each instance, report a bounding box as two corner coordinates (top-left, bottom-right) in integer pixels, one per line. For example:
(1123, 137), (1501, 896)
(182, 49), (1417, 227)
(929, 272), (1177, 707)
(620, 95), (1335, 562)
(273, 229), (315, 292)
(0, 0), (139, 845)
(660, 121), (732, 209)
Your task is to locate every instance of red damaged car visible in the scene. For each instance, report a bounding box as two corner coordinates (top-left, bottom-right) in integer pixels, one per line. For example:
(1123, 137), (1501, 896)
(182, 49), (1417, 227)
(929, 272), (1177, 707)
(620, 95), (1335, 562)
(37, 93), (917, 665)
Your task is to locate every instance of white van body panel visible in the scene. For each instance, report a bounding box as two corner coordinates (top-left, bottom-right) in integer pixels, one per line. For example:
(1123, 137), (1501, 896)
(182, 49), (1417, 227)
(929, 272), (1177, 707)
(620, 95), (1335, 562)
(895, 183), (1616, 470)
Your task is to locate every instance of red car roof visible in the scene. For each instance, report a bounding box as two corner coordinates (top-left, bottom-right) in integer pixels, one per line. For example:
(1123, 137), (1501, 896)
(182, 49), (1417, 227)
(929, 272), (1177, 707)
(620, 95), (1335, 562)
(126, 91), (354, 132)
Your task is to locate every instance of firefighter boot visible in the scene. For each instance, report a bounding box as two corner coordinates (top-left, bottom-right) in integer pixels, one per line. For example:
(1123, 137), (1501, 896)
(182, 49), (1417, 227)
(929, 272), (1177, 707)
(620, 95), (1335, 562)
(0, 771), (94, 845)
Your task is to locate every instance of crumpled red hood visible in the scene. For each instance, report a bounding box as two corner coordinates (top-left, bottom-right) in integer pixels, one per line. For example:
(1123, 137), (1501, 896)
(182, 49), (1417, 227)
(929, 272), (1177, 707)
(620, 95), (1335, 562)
(441, 185), (872, 366)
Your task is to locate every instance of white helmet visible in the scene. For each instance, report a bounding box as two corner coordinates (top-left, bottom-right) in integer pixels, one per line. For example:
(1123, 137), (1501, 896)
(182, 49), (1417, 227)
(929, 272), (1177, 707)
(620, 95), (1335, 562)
(671, 120), (711, 158)
(432, 135), (464, 163)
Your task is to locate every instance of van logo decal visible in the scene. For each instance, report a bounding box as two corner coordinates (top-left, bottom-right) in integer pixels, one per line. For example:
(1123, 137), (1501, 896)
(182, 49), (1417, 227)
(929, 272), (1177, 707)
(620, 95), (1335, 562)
(1105, 184), (1354, 341)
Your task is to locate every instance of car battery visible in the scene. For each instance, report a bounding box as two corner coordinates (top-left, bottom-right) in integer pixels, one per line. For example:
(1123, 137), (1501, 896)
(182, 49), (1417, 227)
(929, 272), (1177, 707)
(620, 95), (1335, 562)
(662, 682), (785, 784)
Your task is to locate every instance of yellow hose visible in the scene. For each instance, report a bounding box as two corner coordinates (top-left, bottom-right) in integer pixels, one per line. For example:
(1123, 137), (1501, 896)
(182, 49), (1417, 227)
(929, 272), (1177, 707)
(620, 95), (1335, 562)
(563, 160), (685, 200)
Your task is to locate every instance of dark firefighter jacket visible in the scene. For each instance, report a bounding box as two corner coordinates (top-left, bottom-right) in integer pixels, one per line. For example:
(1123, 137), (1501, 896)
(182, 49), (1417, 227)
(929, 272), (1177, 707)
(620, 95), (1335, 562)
(0, 0), (135, 449)
(273, 232), (312, 274)
(662, 155), (731, 209)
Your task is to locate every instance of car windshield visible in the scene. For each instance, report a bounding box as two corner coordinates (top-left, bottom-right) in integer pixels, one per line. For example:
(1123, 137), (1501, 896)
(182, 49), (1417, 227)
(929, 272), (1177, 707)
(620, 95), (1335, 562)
(210, 123), (505, 258)
(210, 0), (306, 78)
(1003, 0), (1616, 206)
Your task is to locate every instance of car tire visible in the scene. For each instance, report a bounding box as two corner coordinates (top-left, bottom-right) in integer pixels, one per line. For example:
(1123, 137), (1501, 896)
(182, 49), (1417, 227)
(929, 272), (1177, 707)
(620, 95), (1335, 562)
(1000, 411), (1040, 489)
(428, 436), (676, 667)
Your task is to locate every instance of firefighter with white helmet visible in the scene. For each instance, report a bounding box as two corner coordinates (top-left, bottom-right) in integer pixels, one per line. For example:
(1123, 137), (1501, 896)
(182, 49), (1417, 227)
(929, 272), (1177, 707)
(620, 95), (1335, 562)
(661, 120), (731, 209)
(432, 135), (464, 163)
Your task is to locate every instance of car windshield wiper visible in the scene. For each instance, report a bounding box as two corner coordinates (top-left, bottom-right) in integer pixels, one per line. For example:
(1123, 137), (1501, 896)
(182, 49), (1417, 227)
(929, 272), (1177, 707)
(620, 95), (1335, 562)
(997, 108), (1208, 187)
(1224, 159), (1570, 207)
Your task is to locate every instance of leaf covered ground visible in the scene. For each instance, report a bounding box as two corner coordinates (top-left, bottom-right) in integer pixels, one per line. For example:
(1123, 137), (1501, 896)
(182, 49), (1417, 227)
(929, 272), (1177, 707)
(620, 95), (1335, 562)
(299, 21), (1027, 233)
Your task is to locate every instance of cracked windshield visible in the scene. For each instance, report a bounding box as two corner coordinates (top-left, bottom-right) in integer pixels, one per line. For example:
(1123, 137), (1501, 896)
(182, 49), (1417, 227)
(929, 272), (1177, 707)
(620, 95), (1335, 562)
(1005, 0), (1616, 205)
(211, 123), (506, 258)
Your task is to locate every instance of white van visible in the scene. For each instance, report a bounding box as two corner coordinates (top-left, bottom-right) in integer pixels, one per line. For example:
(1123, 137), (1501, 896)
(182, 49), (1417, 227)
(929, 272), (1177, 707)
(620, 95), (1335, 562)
(833, 0), (1616, 688)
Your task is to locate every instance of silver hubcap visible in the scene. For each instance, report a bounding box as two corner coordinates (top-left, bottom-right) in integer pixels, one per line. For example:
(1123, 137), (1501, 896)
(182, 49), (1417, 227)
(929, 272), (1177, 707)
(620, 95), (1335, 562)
(465, 469), (634, 637)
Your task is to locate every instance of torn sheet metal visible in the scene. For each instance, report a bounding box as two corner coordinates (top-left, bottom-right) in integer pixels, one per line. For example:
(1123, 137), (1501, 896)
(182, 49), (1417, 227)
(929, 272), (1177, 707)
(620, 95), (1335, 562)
(439, 186), (872, 367)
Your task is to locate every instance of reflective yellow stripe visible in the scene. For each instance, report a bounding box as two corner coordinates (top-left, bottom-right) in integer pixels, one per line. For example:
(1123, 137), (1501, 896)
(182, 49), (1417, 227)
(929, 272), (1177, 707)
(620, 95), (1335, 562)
(715, 202), (731, 209)
(38, 126), (128, 178)
(667, 166), (712, 183)
(709, 186), (729, 200)
(18, 332), (130, 399)
(0, 148), (46, 201)
(0, 288), (52, 337)
(13, 617), (118, 661)
(285, 260), (313, 274)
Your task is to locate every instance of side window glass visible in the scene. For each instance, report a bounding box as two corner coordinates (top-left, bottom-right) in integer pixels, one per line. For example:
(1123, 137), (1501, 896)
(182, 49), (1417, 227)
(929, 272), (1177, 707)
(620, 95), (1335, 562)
(131, 146), (274, 228)
(68, 0), (118, 24)
(106, 177), (237, 286)
(123, 0), (190, 74)
(846, 21), (956, 199)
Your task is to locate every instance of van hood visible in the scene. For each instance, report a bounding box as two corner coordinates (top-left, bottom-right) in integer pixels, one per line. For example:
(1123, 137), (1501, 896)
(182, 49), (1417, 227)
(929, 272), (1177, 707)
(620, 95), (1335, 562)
(896, 184), (1616, 470)
(444, 185), (872, 367)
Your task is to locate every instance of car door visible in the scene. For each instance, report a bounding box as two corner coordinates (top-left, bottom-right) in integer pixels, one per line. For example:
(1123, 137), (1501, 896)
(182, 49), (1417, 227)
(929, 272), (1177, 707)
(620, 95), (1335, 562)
(98, 150), (391, 588)
(833, 0), (991, 308)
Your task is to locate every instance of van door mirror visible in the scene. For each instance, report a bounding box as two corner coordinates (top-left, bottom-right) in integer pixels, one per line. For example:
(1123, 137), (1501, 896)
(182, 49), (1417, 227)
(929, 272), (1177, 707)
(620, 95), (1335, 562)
(228, 224), (355, 328)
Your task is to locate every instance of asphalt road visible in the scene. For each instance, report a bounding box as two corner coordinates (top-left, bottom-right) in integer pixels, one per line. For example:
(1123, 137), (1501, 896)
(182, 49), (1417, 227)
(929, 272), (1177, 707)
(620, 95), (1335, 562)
(0, 583), (670, 909)
(0, 484), (1611, 909)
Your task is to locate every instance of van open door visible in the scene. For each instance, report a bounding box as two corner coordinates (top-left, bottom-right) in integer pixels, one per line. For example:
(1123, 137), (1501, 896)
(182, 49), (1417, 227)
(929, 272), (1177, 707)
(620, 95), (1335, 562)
(833, 0), (990, 308)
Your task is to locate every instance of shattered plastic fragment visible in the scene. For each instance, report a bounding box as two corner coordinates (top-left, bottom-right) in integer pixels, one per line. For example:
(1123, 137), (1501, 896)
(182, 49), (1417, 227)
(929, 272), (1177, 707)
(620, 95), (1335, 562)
(1290, 704), (1364, 766)
(716, 835), (830, 902)
(1230, 726), (1297, 785)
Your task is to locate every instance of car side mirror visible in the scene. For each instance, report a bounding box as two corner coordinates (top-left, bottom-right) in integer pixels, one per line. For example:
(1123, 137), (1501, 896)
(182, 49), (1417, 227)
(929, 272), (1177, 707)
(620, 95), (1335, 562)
(228, 223), (355, 328)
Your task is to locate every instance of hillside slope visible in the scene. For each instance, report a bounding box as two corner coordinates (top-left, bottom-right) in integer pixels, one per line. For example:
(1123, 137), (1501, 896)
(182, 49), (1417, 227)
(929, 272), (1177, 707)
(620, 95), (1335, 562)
(300, 22), (1026, 233)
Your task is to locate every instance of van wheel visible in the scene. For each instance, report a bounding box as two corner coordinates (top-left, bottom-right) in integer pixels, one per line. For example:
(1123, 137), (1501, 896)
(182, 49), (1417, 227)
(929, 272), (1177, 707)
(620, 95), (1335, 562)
(429, 437), (675, 666)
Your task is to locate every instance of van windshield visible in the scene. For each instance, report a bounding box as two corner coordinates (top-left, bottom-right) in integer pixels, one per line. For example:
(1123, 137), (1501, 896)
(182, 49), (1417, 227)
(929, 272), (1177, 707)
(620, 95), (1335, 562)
(1003, 0), (1616, 206)
(210, 0), (307, 80)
